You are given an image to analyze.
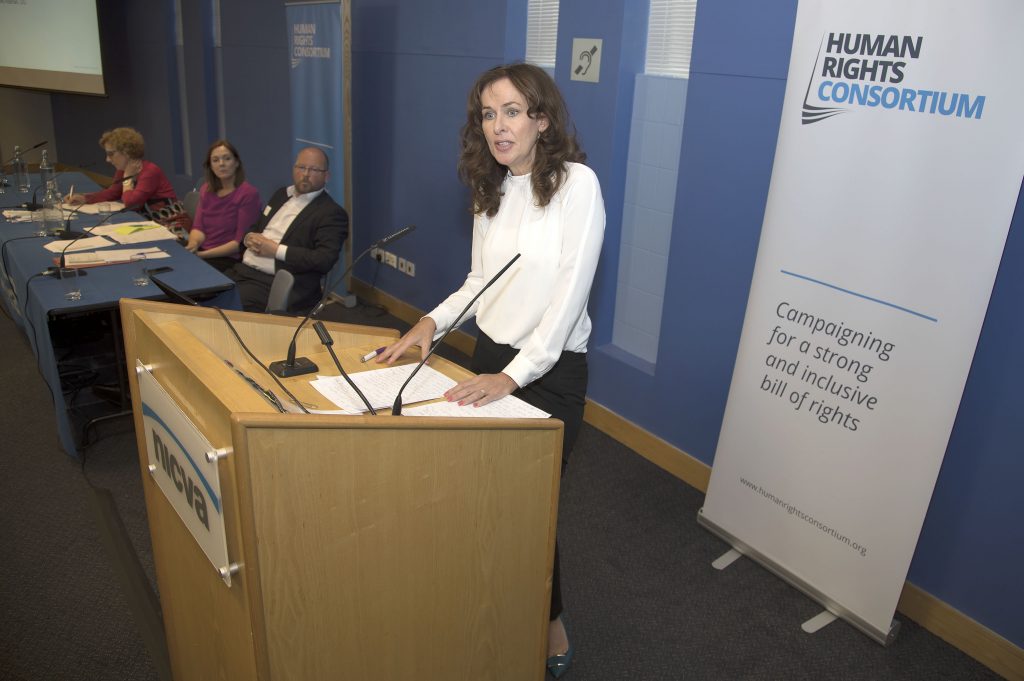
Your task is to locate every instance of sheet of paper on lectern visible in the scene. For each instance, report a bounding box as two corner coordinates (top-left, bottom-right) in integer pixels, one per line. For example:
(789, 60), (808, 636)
(310, 363), (457, 412)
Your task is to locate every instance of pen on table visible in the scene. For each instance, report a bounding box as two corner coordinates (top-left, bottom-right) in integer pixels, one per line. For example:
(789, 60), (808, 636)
(361, 346), (387, 363)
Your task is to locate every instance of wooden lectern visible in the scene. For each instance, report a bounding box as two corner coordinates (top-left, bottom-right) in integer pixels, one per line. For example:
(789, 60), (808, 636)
(120, 299), (563, 680)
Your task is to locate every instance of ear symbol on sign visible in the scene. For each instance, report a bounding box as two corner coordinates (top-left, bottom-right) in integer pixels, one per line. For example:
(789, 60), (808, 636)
(575, 45), (599, 76)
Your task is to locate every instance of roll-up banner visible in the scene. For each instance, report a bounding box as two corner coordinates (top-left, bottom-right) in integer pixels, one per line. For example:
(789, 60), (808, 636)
(286, 0), (351, 299)
(699, 0), (1024, 644)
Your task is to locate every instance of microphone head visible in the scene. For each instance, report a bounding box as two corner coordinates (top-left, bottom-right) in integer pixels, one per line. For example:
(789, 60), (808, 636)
(377, 224), (416, 247)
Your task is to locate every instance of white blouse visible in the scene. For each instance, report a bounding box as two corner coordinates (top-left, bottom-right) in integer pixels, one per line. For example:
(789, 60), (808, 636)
(427, 162), (606, 388)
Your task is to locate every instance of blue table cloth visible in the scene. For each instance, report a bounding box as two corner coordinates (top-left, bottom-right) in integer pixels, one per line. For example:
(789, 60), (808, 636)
(2, 173), (240, 456)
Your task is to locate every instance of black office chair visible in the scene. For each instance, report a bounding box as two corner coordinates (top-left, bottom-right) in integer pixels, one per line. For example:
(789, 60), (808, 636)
(266, 269), (295, 314)
(181, 189), (200, 220)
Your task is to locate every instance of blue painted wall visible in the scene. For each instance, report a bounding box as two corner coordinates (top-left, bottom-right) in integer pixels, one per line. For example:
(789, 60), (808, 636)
(51, 0), (189, 188)
(217, 0), (294, 195)
(52, 0), (293, 200)
(47, 0), (1024, 650)
(349, 0), (1024, 649)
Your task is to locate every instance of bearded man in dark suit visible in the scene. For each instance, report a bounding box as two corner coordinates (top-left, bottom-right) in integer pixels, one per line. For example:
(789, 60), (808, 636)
(228, 146), (347, 313)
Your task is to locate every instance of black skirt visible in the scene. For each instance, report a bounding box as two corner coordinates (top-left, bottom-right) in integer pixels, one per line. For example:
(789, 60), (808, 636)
(470, 331), (588, 465)
(471, 331), (588, 620)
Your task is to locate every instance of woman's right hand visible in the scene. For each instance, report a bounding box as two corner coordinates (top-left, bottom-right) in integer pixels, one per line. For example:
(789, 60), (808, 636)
(65, 194), (86, 206)
(185, 230), (204, 253)
(376, 317), (437, 365)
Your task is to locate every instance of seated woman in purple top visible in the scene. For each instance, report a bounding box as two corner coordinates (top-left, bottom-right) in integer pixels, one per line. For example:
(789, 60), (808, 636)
(185, 139), (262, 272)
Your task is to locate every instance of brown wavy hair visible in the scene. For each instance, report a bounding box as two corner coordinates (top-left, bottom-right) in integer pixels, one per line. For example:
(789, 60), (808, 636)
(458, 63), (586, 217)
(99, 127), (145, 160)
(203, 139), (247, 192)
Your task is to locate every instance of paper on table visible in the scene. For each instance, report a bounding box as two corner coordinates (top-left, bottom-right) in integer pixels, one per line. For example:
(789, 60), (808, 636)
(3, 206), (87, 222)
(43, 236), (114, 253)
(310, 363), (457, 412)
(61, 201), (125, 215)
(85, 221), (158, 235)
(1, 210), (34, 222)
(112, 221), (163, 234)
(107, 226), (179, 244)
(63, 246), (170, 266)
(86, 224), (126, 236)
(404, 395), (550, 419)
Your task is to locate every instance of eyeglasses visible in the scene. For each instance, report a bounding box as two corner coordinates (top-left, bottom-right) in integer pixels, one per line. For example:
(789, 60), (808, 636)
(293, 165), (326, 175)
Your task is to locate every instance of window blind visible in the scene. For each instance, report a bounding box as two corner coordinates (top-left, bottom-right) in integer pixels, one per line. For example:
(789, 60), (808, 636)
(645, 0), (698, 78)
(526, 0), (560, 68)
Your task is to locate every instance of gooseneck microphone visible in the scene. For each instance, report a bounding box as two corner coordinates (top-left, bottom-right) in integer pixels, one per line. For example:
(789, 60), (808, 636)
(0, 140), (47, 168)
(52, 204), (140, 273)
(312, 320), (377, 415)
(373, 223), (416, 248)
(1, 140), (47, 201)
(56, 201), (90, 240)
(149, 273), (199, 306)
(22, 184), (48, 212)
(391, 252), (520, 416)
(51, 172), (138, 239)
(22, 166), (92, 211)
(307, 223), (417, 319)
(269, 224), (417, 378)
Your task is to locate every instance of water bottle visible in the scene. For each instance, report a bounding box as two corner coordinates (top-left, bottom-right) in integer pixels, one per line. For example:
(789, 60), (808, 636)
(43, 185), (64, 236)
(13, 145), (30, 193)
(39, 149), (55, 194)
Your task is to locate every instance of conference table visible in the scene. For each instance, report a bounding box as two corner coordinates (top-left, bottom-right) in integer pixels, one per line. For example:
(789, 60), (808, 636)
(1, 173), (240, 457)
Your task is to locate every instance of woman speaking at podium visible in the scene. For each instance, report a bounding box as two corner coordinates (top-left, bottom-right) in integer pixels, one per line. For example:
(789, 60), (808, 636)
(378, 63), (605, 678)
(66, 126), (177, 213)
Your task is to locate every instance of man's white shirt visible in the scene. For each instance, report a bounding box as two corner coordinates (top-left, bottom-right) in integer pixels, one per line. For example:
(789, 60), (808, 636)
(242, 185), (324, 274)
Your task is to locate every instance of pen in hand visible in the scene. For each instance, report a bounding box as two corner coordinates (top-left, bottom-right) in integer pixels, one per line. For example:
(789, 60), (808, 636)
(361, 346), (386, 363)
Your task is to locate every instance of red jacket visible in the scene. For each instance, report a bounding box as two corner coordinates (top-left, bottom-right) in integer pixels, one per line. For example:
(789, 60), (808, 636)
(86, 159), (177, 210)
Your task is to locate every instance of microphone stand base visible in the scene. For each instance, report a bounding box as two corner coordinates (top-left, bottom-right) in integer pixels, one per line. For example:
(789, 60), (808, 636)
(269, 357), (318, 378)
(52, 230), (87, 239)
(45, 266), (88, 278)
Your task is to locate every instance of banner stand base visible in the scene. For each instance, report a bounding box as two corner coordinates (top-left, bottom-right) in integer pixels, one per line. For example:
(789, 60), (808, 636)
(802, 610), (838, 634)
(327, 291), (358, 309)
(698, 507), (901, 646)
(712, 548), (742, 570)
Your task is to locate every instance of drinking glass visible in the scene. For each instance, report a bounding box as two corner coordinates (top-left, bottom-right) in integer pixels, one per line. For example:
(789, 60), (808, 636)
(130, 253), (149, 286)
(61, 267), (81, 301)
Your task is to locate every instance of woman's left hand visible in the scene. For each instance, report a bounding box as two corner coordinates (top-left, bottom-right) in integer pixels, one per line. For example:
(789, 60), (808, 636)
(445, 372), (518, 407)
(124, 159), (143, 179)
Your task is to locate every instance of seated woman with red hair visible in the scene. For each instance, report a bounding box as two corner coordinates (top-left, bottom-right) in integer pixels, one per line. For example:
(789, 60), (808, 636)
(66, 126), (177, 213)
